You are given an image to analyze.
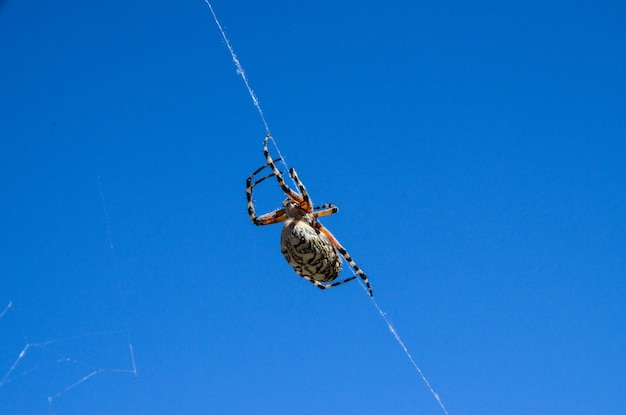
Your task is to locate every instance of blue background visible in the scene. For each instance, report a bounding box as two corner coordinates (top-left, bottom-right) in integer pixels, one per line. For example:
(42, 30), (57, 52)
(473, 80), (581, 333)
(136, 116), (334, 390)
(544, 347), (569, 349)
(1, 1), (625, 414)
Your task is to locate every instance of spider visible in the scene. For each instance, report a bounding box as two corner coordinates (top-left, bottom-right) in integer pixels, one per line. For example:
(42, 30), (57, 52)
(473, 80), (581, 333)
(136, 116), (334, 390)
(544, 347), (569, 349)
(246, 132), (373, 297)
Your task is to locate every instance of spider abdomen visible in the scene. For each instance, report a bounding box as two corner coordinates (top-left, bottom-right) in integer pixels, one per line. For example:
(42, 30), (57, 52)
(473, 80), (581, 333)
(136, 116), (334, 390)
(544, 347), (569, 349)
(280, 218), (342, 282)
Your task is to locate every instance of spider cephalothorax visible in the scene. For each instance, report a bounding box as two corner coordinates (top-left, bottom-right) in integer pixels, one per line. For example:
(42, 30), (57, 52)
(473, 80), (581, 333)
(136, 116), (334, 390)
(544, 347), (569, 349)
(246, 133), (373, 296)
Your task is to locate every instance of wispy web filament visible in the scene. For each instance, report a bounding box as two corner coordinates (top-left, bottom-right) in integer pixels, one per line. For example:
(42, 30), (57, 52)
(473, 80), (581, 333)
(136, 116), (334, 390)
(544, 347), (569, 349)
(203, 0), (292, 179)
(203, 0), (269, 134)
(356, 280), (449, 414)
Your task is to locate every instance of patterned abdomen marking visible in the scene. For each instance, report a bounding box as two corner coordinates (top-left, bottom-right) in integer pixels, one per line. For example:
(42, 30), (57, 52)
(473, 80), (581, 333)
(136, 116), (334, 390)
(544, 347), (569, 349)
(280, 219), (341, 282)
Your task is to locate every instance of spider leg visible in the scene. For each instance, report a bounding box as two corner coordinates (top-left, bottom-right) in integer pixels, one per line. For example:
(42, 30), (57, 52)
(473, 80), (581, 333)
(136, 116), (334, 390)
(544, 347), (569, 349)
(263, 133), (303, 203)
(247, 157), (283, 187)
(315, 223), (373, 297)
(252, 208), (287, 226)
(287, 167), (313, 211)
(247, 159), (289, 226)
(312, 203), (339, 219)
(299, 274), (358, 291)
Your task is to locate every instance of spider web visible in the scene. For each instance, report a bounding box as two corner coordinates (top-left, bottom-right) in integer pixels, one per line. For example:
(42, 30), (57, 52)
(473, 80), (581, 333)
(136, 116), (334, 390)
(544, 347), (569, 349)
(0, 301), (138, 414)
(356, 281), (450, 415)
(204, 2), (450, 414)
(0, 178), (138, 414)
(203, 0), (295, 187)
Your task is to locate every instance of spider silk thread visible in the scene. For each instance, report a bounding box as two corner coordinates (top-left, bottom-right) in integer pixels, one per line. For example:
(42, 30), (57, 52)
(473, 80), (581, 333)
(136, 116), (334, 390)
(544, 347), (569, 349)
(203, 0), (292, 177)
(205, 3), (449, 414)
(357, 281), (450, 415)
(203, 0), (268, 133)
(97, 175), (139, 382)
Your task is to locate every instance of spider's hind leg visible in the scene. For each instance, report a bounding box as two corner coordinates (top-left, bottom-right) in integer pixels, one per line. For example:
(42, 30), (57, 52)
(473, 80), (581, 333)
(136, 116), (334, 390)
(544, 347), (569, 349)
(315, 223), (374, 297)
(300, 274), (358, 291)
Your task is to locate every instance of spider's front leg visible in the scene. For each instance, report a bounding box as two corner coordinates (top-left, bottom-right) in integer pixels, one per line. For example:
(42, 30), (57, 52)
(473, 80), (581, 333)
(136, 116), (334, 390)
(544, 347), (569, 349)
(286, 167), (313, 211)
(246, 162), (288, 226)
(250, 209), (287, 226)
(313, 203), (339, 219)
(263, 134), (302, 202)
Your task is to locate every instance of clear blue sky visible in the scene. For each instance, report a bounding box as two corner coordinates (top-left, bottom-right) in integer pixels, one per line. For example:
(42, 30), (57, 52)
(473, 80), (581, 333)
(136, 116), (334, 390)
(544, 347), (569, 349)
(1, 1), (625, 414)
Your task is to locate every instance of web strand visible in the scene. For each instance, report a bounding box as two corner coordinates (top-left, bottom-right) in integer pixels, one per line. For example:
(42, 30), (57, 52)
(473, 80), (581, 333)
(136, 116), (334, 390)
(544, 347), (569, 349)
(203, 0), (293, 181)
(1, 303), (137, 412)
(0, 301), (12, 320)
(97, 175), (139, 381)
(203, 0), (269, 134)
(358, 280), (450, 415)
